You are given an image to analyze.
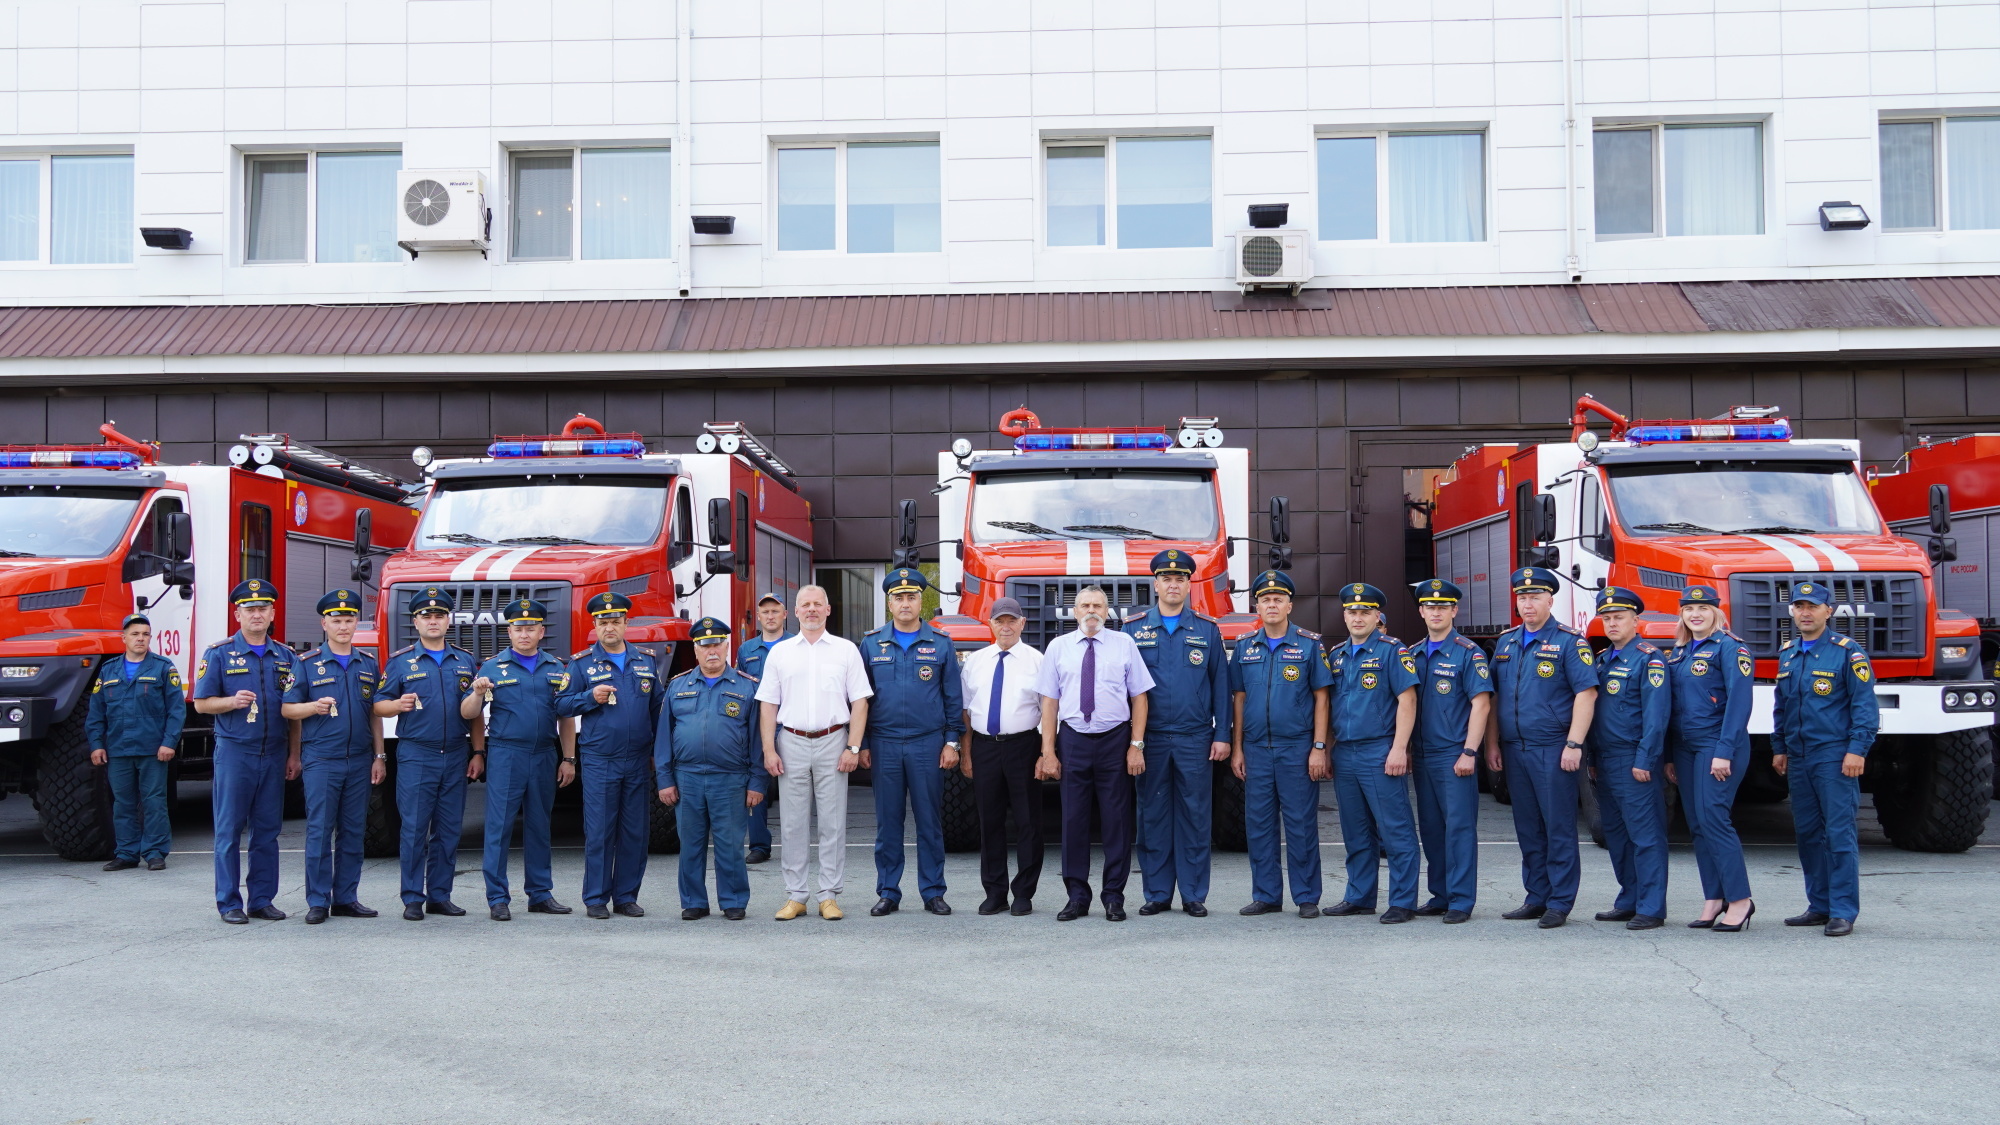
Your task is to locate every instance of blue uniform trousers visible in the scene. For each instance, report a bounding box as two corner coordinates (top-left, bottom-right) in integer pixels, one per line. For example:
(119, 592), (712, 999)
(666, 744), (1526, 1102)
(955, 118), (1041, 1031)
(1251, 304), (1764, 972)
(1333, 738), (1420, 910)
(677, 772), (752, 910)
(1135, 733), (1214, 905)
(212, 744), (285, 913)
(1243, 741), (1321, 907)
(1789, 752), (1860, 920)
(108, 755), (171, 862)
(871, 736), (948, 903)
(1411, 749), (1479, 913)
(1592, 753), (1669, 919)
(301, 755), (370, 908)
(746, 791), (773, 851)
(482, 742), (558, 907)
(396, 746), (469, 906)
(581, 755), (651, 907)
(1502, 741), (1581, 913)
(1671, 743), (1751, 903)
(1059, 723), (1136, 904)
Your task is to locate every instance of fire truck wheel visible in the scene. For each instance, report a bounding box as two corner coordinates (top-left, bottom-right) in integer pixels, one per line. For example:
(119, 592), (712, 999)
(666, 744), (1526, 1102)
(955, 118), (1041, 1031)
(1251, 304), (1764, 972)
(363, 758), (400, 858)
(648, 797), (681, 855)
(1991, 720), (2000, 800)
(1873, 730), (1996, 854)
(940, 771), (979, 852)
(1211, 765), (1247, 852)
(1579, 780), (1605, 849)
(35, 708), (115, 861)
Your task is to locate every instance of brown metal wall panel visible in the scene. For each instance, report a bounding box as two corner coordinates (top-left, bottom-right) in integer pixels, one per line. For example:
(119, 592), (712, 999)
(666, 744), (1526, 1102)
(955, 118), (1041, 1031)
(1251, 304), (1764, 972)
(1908, 276), (2000, 328)
(1680, 278), (1941, 331)
(1577, 283), (1708, 334)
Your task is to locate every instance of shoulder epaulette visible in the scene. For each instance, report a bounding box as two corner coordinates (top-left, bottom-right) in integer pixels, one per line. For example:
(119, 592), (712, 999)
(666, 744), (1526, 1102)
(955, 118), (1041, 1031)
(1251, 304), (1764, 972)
(1125, 610), (1149, 624)
(1635, 639), (1661, 654)
(1834, 634), (1853, 648)
(736, 668), (759, 683)
(540, 648), (566, 663)
(1379, 633), (1403, 647)
(296, 647), (324, 662)
(1555, 623), (1581, 636)
(449, 645), (476, 658)
(1295, 627), (1321, 641)
(390, 644), (416, 658)
(1455, 635), (1482, 650)
(1192, 610), (1218, 623)
(572, 647), (593, 660)
(1780, 639), (1796, 651)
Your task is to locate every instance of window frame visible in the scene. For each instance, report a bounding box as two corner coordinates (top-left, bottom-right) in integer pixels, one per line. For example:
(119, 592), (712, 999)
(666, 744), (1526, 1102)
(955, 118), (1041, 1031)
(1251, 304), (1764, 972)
(1589, 121), (1768, 242)
(506, 144), (676, 264)
(1039, 134), (1215, 251)
(0, 150), (135, 268)
(772, 139), (944, 256)
(1312, 129), (1491, 245)
(240, 148), (403, 266)
(1877, 115), (2000, 234)
(238, 503), (273, 585)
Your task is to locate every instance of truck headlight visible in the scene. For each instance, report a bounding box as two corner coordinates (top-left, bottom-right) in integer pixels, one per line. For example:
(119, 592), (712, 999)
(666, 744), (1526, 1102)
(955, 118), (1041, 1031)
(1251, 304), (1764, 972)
(1985, 691), (1997, 707)
(1945, 691), (1961, 708)
(1, 665), (38, 679)
(1941, 645), (1971, 662)
(5, 707), (22, 723)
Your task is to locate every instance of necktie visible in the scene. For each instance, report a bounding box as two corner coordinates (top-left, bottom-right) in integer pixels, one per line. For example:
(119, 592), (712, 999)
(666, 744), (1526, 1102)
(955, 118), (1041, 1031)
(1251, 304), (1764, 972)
(1080, 636), (1097, 724)
(987, 649), (1007, 736)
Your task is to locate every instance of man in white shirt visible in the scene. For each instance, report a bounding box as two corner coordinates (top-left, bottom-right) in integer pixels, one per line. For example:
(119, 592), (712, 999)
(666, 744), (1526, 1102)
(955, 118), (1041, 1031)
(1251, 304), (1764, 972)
(958, 597), (1047, 916)
(755, 584), (873, 920)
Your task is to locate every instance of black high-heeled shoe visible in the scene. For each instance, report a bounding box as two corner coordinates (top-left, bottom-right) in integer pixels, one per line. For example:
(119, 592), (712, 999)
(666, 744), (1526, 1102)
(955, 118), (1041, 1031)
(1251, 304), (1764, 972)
(1711, 901), (1756, 933)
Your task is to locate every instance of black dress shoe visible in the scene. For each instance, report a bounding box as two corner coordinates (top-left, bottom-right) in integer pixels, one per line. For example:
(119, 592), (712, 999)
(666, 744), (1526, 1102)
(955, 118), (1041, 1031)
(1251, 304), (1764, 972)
(1441, 909), (1472, 924)
(1104, 901), (1127, 922)
(1502, 902), (1547, 921)
(305, 906), (329, 925)
(403, 904), (425, 921)
(870, 897), (900, 917)
(978, 896), (1007, 915)
(1381, 906), (1416, 924)
(1627, 915), (1664, 930)
(1010, 899), (1033, 916)
(924, 897), (951, 916)
(614, 902), (645, 918)
(1137, 900), (1171, 916)
(1824, 917), (1853, 937)
(1324, 900), (1377, 917)
(248, 905), (287, 921)
(746, 847), (771, 864)
(1538, 910), (1569, 929)
(1785, 911), (1831, 927)
(332, 902), (378, 918)
(1595, 908), (1637, 922)
(489, 904), (512, 921)
(722, 907), (746, 920)
(1183, 901), (1207, 917)
(146, 857), (166, 871)
(587, 904), (610, 919)
(425, 900), (466, 917)
(1687, 916), (1716, 929)
(1710, 902), (1755, 933)
(528, 899), (572, 915)
(1414, 901), (1448, 917)
(102, 858), (139, 871)
(682, 907), (710, 920)
(1298, 902), (1322, 919)
(1056, 900), (1088, 921)
(1239, 900), (1282, 916)
(221, 908), (249, 925)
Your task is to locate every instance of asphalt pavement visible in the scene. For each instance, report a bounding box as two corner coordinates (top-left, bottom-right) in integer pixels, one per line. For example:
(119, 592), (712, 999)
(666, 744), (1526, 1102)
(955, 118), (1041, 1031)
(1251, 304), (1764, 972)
(2, 782), (1997, 1124)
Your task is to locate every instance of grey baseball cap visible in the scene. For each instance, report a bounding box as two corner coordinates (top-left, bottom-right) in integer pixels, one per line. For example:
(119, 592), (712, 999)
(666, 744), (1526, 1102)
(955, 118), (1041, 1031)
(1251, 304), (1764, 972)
(756, 592), (784, 606)
(988, 597), (1025, 620)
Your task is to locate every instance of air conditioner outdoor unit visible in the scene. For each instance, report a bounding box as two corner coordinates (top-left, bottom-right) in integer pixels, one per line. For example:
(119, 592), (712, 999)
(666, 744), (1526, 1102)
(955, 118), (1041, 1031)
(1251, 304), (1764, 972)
(1232, 229), (1312, 293)
(395, 170), (490, 258)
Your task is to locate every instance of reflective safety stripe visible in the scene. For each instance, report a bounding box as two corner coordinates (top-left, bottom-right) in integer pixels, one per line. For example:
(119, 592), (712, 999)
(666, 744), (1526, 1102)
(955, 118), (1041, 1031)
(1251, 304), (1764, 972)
(1788, 535), (1859, 572)
(1100, 540), (1127, 576)
(1744, 534), (1818, 572)
(451, 547), (505, 581)
(487, 546), (542, 580)
(1067, 539), (1089, 575)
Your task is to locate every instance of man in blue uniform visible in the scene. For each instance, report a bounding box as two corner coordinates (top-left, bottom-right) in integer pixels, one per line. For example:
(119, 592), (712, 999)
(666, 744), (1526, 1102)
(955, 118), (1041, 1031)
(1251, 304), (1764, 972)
(87, 614), (184, 873)
(1487, 567), (1597, 928)
(192, 579), (297, 923)
(1407, 580), (1491, 924)
(556, 592), (664, 919)
(1586, 586), (1672, 930)
(1324, 582), (1424, 923)
(1128, 549), (1232, 916)
(735, 593), (793, 864)
(373, 586), (484, 921)
(464, 598), (575, 921)
(1229, 570), (1333, 918)
(657, 616), (768, 920)
(1773, 581), (1880, 937)
(861, 568), (964, 917)
(280, 590), (385, 924)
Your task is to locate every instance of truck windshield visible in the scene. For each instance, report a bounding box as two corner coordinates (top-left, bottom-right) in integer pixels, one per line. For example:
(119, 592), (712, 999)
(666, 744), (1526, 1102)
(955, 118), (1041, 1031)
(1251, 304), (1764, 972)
(971, 470), (1219, 543)
(416, 475), (669, 547)
(1607, 461), (1881, 537)
(0, 486), (143, 558)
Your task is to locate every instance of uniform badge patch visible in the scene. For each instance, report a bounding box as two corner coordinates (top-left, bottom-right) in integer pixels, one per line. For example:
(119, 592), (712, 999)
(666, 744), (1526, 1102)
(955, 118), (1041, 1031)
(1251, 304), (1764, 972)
(1606, 679), (1621, 695)
(1738, 653), (1752, 677)
(640, 678), (652, 693)
(1360, 671), (1378, 689)
(1813, 677), (1833, 696)
(168, 670), (182, 689)
(918, 664), (935, 681)
(1536, 660), (1555, 678)
(1436, 679), (1451, 695)
(1691, 660), (1709, 677)
(724, 700), (742, 717)
(1282, 664), (1301, 682)
(1477, 664), (1490, 679)
(1648, 668), (1665, 689)
(196, 658), (207, 679)
(1188, 649), (1204, 666)
(1401, 654), (1417, 675)
(1853, 661), (1871, 682)
(1578, 645), (1595, 666)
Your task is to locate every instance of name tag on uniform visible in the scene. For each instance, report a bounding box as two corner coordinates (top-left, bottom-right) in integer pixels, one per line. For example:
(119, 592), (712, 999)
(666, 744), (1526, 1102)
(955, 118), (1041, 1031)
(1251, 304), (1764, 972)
(404, 671), (429, 681)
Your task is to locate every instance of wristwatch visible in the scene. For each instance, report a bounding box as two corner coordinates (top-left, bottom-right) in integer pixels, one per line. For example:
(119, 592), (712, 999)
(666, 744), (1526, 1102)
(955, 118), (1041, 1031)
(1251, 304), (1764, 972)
(1563, 739), (1585, 750)
(846, 745), (862, 754)
(375, 752), (387, 761)
(562, 756), (577, 764)
(1459, 748), (1478, 757)
(944, 741), (959, 751)
(1312, 741), (1327, 750)
(1130, 740), (1145, 750)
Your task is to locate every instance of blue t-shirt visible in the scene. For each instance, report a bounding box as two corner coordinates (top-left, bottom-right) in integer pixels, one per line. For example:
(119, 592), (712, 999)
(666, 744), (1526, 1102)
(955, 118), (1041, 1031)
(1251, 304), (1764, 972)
(892, 628), (921, 650)
(1349, 641), (1367, 658)
(514, 650), (540, 672)
(1426, 638), (1446, 657)
(247, 643), (268, 658)
(1520, 628), (1542, 649)
(1160, 614), (1181, 635)
(703, 674), (722, 687)
(330, 652), (353, 670)
(1800, 637), (1817, 653)
(123, 658), (145, 680)
(421, 646), (450, 664)
(604, 650), (627, 671)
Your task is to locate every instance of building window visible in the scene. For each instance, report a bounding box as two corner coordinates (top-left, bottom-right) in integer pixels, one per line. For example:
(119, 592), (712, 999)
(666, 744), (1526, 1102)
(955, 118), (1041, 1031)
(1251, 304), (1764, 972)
(510, 147), (672, 262)
(1315, 132), (1485, 243)
(239, 503), (272, 584)
(244, 151), (400, 264)
(1043, 136), (1211, 249)
(0, 153), (132, 265)
(1592, 123), (1764, 240)
(776, 141), (939, 254)
(1880, 117), (2000, 232)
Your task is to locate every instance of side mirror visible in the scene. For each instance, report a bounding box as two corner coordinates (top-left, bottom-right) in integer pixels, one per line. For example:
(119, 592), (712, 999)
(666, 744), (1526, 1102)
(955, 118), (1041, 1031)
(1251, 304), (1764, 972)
(1267, 496), (1292, 571)
(1534, 494), (1558, 543)
(349, 508), (374, 584)
(705, 549), (737, 575)
(707, 496), (732, 547)
(1929, 484), (1953, 537)
(892, 498), (920, 569)
(1929, 536), (1958, 563)
(163, 510), (193, 562)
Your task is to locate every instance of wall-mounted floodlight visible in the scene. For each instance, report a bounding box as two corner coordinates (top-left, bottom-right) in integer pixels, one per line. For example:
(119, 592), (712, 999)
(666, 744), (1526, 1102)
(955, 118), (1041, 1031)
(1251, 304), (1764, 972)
(691, 215), (735, 235)
(1246, 204), (1288, 229)
(1818, 202), (1871, 231)
(141, 227), (193, 249)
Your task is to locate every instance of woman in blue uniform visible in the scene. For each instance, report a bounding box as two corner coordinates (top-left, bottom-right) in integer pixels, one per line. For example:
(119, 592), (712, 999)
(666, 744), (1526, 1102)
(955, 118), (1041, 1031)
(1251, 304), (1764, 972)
(1665, 585), (1756, 932)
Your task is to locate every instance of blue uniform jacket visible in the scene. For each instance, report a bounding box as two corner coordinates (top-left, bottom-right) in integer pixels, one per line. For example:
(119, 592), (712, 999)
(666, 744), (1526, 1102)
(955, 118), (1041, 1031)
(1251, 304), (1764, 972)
(555, 643), (663, 759)
(1126, 608), (1232, 742)
(1587, 641), (1670, 772)
(1772, 634), (1879, 760)
(734, 632), (793, 681)
(374, 644), (479, 750)
(1667, 632), (1754, 764)
(85, 652), (185, 757)
(192, 633), (297, 754)
(1410, 631), (1493, 756)
(654, 666), (768, 794)
(283, 648), (380, 761)
(1229, 623), (1333, 746)
(1492, 623), (1596, 748)
(1326, 632), (1421, 746)
(474, 648), (570, 751)
(860, 620), (964, 743)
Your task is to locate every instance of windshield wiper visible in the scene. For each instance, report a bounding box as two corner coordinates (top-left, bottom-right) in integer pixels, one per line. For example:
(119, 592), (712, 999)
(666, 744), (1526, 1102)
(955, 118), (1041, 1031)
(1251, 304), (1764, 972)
(986, 521), (1086, 540)
(1633, 522), (1724, 535)
(498, 535), (595, 546)
(0, 548), (39, 558)
(426, 532), (494, 545)
(1732, 525), (1822, 536)
(1064, 524), (1170, 539)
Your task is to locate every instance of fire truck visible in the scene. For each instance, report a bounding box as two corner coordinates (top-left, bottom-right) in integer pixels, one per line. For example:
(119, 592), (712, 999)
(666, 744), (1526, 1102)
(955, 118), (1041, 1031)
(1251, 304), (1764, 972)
(900, 410), (1287, 850)
(0, 425), (419, 859)
(1430, 395), (1995, 853)
(374, 416), (812, 854)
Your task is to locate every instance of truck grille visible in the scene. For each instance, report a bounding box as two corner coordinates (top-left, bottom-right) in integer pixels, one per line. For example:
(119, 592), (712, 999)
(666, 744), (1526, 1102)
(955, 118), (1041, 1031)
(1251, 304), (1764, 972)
(1727, 572), (1922, 660)
(1005, 577), (1154, 650)
(387, 581), (572, 664)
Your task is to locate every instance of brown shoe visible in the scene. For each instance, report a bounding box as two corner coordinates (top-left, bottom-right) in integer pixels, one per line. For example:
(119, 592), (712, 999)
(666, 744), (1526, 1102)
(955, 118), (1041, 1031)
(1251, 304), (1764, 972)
(774, 899), (808, 921)
(818, 898), (844, 921)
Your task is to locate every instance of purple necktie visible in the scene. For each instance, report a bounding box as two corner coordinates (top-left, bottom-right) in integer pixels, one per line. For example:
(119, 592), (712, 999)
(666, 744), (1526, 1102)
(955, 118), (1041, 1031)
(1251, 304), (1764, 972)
(1080, 636), (1097, 723)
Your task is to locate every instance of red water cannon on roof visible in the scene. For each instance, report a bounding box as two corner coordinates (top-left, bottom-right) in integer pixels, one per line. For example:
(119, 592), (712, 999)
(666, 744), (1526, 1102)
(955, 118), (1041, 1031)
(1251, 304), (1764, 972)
(0, 421), (160, 468)
(996, 407), (1225, 452)
(1568, 394), (1792, 447)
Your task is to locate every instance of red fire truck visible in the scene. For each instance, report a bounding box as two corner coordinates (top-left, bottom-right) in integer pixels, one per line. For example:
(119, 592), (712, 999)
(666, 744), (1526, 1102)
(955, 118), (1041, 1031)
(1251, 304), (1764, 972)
(374, 416), (812, 853)
(0, 425), (419, 859)
(1429, 396), (1994, 853)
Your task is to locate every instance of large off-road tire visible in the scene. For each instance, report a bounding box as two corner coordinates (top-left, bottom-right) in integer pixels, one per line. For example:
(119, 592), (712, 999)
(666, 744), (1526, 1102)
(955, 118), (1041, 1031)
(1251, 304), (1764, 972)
(1580, 776), (1605, 848)
(36, 707), (115, 861)
(941, 770), (979, 852)
(363, 755), (400, 858)
(1212, 764), (1247, 852)
(1873, 730), (1995, 854)
(648, 794), (680, 854)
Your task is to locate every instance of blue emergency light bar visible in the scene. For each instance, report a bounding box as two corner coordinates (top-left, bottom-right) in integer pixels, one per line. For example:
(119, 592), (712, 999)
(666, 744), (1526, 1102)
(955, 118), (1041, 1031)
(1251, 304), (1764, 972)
(0, 450), (142, 469)
(1014, 432), (1173, 453)
(1625, 420), (1791, 444)
(487, 438), (647, 459)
